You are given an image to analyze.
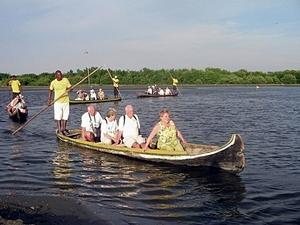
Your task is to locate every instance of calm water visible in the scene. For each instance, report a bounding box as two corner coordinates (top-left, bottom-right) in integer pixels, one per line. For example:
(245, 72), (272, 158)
(0, 86), (299, 225)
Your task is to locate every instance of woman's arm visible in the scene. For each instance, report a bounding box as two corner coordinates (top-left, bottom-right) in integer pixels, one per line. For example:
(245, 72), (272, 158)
(176, 129), (187, 144)
(143, 123), (160, 150)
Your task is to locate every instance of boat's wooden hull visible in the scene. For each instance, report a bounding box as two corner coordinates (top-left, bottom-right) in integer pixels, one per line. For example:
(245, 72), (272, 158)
(8, 108), (28, 123)
(56, 130), (245, 173)
(137, 93), (178, 98)
(69, 97), (121, 105)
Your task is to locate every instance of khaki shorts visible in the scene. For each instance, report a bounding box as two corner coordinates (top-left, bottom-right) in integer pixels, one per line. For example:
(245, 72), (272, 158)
(54, 102), (69, 120)
(123, 136), (145, 148)
(101, 137), (113, 145)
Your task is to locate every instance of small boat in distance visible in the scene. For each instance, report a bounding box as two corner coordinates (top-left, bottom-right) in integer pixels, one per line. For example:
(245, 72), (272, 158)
(56, 130), (245, 173)
(69, 96), (122, 105)
(137, 92), (178, 98)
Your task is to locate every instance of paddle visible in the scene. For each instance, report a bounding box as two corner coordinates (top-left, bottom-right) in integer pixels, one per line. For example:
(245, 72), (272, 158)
(106, 68), (122, 98)
(169, 73), (182, 96)
(12, 66), (102, 135)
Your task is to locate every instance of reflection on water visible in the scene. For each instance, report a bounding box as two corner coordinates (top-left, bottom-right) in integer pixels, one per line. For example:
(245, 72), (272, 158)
(68, 144), (246, 222)
(52, 144), (73, 191)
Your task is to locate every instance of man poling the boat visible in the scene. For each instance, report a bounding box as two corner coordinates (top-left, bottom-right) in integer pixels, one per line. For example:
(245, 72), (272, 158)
(8, 75), (22, 99)
(12, 66), (102, 135)
(106, 69), (121, 98)
(81, 104), (103, 142)
(48, 70), (72, 135)
(144, 108), (186, 151)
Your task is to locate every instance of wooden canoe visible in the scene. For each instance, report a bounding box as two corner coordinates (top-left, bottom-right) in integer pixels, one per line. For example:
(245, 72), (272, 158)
(56, 130), (245, 173)
(8, 108), (28, 123)
(137, 93), (178, 98)
(69, 96), (121, 105)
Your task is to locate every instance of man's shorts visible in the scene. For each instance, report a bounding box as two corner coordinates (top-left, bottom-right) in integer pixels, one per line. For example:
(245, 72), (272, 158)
(123, 135), (145, 148)
(54, 102), (69, 120)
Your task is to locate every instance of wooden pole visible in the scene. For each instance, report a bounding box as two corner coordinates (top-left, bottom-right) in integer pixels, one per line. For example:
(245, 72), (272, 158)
(12, 66), (102, 135)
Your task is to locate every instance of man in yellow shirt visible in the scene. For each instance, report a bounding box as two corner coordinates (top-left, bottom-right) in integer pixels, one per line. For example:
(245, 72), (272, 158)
(48, 70), (72, 135)
(8, 75), (22, 99)
(172, 77), (178, 92)
(112, 75), (119, 97)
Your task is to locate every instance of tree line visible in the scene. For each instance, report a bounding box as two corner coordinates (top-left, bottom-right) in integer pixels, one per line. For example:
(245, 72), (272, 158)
(1, 67), (299, 87)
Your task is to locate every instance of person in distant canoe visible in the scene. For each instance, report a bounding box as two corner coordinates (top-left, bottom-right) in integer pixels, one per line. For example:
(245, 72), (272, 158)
(165, 87), (171, 95)
(75, 90), (85, 100)
(158, 88), (164, 95)
(143, 108), (186, 151)
(98, 88), (105, 100)
(101, 108), (119, 144)
(111, 75), (119, 97)
(90, 88), (97, 100)
(171, 77), (178, 92)
(81, 104), (103, 142)
(48, 70), (72, 135)
(116, 104), (146, 148)
(8, 75), (22, 99)
(6, 94), (27, 115)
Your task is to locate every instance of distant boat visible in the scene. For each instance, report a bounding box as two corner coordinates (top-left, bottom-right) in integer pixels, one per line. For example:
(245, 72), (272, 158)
(137, 93), (178, 98)
(69, 96), (121, 105)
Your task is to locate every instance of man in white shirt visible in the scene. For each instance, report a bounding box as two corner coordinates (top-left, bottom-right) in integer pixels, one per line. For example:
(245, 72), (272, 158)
(81, 104), (103, 142)
(117, 105), (145, 148)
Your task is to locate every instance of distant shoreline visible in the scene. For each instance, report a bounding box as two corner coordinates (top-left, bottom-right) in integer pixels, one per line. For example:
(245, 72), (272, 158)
(0, 83), (299, 92)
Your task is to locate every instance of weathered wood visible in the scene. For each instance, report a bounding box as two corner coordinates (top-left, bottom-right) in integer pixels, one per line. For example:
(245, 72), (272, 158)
(56, 130), (245, 173)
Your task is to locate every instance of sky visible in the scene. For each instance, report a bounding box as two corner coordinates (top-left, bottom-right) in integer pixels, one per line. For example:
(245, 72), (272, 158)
(1, 0), (300, 74)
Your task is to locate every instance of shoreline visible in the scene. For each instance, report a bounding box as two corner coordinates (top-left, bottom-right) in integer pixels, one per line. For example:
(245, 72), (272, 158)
(0, 83), (299, 91)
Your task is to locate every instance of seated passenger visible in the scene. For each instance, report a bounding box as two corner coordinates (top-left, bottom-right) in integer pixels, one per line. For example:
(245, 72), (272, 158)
(98, 88), (105, 100)
(146, 86), (153, 95)
(90, 89), (97, 100)
(158, 88), (164, 95)
(144, 108), (186, 151)
(165, 87), (171, 95)
(7, 94), (27, 114)
(81, 104), (103, 142)
(84, 92), (89, 100)
(101, 108), (119, 144)
(116, 105), (146, 148)
(75, 90), (85, 100)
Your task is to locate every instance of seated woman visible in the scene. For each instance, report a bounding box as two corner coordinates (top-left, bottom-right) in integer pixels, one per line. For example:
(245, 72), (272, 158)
(101, 108), (119, 144)
(7, 94), (27, 114)
(98, 88), (105, 100)
(75, 90), (85, 100)
(144, 108), (186, 151)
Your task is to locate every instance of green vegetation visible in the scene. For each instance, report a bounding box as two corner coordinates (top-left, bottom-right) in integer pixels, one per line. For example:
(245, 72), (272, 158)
(1, 67), (300, 87)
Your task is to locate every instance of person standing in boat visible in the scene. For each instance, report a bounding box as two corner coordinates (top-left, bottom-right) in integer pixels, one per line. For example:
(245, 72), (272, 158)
(81, 104), (103, 142)
(171, 77), (178, 93)
(48, 70), (72, 135)
(143, 108), (186, 151)
(116, 104), (146, 148)
(101, 108), (119, 144)
(8, 75), (22, 99)
(112, 75), (120, 98)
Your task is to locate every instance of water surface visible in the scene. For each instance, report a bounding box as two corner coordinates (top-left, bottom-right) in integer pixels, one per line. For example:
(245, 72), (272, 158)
(0, 86), (299, 224)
